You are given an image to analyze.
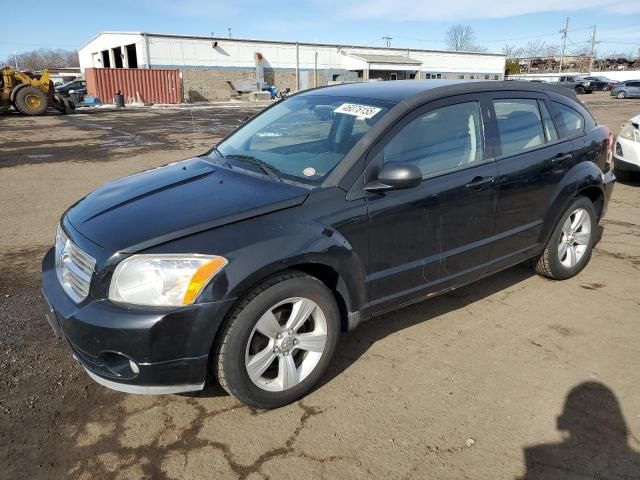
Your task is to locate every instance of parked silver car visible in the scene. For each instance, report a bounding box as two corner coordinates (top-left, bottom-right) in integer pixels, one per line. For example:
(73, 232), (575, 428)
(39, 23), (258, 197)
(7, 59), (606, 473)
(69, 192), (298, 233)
(610, 80), (640, 99)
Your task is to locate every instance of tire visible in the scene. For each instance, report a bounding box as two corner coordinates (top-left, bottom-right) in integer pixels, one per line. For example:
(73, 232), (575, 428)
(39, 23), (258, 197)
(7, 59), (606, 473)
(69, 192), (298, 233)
(617, 91), (627, 99)
(532, 197), (597, 280)
(14, 86), (48, 115)
(575, 86), (585, 95)
(215, 271), (340, 409)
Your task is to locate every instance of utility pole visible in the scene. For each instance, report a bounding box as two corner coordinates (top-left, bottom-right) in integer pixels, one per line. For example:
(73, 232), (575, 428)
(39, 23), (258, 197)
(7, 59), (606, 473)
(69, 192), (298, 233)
(382, 36), (393, 48)
(589, 25), (597, 73)
(228, 27), (232, 38)
(13, 51), (19, 70)
(559, 17), (569, 74)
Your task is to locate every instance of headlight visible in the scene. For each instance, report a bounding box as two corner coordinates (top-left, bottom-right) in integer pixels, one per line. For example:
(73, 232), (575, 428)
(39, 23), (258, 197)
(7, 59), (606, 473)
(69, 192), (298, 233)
(108, 254), (227, 306)
(619, 124), (640, 143)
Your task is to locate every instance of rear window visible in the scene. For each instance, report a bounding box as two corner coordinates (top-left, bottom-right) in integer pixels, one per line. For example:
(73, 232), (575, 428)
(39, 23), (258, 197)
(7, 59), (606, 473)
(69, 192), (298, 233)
(553, 102), (584, 137)
(493, 99), (545, 156)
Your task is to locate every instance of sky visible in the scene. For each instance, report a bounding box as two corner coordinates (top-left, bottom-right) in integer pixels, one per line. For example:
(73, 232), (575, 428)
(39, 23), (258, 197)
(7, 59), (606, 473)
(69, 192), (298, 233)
(1, 0), (639, 60)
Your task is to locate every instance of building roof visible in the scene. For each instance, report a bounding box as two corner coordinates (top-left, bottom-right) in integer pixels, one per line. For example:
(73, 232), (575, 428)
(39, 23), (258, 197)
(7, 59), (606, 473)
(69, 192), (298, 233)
(348, 53), (422, 65)
(79, 31), (505, 58)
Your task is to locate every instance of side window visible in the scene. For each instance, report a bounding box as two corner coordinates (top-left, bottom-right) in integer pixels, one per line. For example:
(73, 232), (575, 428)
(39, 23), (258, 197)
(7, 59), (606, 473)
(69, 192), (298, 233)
(539, 101), (559, 142)
(383, 101), (484, 177)
(552, 102), (584, 137)
(628, 81), (640, 88)
(493, 99), (545, 156)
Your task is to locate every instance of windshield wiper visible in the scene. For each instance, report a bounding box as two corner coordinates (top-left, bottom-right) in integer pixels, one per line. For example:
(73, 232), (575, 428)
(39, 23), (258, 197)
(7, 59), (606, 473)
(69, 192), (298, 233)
(223, 154), (283, 183)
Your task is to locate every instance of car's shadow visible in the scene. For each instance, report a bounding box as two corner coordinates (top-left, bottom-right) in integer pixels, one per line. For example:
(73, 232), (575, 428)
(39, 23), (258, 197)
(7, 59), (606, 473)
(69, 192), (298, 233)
(321, 262), (534, 389)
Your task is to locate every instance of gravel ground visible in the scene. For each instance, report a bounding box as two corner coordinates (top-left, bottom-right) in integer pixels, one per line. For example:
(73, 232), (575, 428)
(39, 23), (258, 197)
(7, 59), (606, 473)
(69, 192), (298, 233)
(0, 93), (639, 480)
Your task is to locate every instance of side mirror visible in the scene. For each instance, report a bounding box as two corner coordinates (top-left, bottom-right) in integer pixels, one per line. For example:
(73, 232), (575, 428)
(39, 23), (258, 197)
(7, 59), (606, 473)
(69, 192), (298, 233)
(364, 162), (422, 193)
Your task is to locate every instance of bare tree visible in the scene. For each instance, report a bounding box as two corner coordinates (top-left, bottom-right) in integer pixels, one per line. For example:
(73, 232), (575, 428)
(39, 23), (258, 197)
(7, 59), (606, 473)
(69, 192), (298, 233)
(3, 48), (79, 71)
(446, 25), (483, 52)
(503, 44), (523, 59)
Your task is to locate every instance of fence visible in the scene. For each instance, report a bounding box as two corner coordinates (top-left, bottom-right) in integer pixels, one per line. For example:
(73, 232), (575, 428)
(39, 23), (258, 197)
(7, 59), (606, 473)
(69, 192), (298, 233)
(85, 68), (181, 104)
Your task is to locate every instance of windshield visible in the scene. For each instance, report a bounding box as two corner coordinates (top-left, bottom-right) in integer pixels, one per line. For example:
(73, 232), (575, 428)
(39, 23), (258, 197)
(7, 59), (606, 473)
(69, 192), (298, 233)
(213, 95), (392, 185)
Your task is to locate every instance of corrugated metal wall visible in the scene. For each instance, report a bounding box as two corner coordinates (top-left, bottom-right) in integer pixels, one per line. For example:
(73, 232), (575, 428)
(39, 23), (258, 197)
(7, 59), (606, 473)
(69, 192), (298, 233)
(85, 68), (181, 104)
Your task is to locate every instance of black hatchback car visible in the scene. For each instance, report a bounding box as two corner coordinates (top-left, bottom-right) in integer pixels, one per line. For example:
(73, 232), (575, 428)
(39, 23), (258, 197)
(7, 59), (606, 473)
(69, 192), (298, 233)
(42, 80), (615, 408)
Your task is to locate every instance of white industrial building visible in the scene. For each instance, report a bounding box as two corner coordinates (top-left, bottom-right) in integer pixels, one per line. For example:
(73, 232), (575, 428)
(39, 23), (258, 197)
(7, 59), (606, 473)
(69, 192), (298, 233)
(78, 32), (506, 101)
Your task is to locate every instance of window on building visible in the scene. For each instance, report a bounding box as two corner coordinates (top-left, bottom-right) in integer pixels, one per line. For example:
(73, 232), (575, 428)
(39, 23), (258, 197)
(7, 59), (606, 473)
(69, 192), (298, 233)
(493, 99), (545, 156)
(494, 75), (499, 80)
(101, 50), (110, 68)
(458, 75), (465, 79)
(436, 73), (442, 79)
(126, 44), (138, 68)
(113, 47), (123, 68)
(383, 102), (484, 177)
(484, 74), (490, 80)
(332, 74), (340, 81)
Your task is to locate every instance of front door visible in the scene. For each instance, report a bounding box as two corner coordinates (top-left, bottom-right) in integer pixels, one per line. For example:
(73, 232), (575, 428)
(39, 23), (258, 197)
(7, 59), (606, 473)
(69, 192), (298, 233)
(364, 95), (498, 314)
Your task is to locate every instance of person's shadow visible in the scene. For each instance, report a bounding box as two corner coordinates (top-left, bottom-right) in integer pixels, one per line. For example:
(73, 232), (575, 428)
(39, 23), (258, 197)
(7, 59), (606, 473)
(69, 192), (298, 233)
(520, 382), (640, 479)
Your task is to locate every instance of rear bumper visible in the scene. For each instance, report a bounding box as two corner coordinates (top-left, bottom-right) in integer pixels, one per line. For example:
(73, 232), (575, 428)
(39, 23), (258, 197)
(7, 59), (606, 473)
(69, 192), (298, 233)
(602, 170), (616, 218)
(41, 248), (237, 394)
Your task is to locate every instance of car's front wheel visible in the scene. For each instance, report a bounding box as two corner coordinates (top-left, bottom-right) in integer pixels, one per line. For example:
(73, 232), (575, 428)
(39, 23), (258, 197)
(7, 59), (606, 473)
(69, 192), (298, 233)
(532, 197), (597, 280)
(617, 91), (627, 99)
(215, 271), (340, 409)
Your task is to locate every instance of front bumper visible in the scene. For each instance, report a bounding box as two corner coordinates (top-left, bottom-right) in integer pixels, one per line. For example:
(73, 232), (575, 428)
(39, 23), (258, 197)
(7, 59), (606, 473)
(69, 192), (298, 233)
(614, 136), (640, 172)
(41, 248), (236, 394)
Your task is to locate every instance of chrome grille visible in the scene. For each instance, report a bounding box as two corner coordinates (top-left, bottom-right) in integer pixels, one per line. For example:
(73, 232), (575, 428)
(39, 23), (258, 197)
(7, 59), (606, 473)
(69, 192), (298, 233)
(55, 225), (96, 303)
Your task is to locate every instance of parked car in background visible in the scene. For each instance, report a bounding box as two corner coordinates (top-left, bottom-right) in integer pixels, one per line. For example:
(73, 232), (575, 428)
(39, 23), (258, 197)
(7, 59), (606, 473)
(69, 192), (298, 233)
(557, 76), (594, 94)
(583, 76), (614, 91)
(613, 114), (640, 179)
(41, 80), (615, 409)
(610, 80), (640, 99)
(55, 79), (87, 96)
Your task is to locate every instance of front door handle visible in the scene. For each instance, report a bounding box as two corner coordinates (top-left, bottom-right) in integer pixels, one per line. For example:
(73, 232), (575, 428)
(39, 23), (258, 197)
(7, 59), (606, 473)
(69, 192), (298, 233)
(552, 153), (573, 165)
(465, 176), (495, 191)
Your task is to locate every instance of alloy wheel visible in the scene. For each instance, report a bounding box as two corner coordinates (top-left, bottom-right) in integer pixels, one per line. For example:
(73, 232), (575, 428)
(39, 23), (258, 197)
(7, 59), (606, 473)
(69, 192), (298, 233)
(245, 297), (327, 392)
(558, 208), (591, 268)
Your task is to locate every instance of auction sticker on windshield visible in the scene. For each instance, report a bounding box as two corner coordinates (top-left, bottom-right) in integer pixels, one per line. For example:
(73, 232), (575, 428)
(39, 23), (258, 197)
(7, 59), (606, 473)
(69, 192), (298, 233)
(334, 103), (382, 119)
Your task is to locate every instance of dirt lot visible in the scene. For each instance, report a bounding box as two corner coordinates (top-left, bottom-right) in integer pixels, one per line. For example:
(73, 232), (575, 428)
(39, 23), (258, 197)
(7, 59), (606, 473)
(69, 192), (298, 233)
(1, 92), (639, 480)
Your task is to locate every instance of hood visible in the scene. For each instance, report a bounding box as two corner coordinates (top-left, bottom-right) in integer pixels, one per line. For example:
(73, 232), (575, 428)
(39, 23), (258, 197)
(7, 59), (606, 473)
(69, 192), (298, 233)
(66, 158), (308, 253)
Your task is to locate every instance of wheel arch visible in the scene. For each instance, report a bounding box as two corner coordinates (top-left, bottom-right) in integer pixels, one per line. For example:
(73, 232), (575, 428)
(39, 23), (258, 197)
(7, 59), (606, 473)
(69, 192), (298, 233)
(10, 83), (27, 102)
(540, 160), (605, 246)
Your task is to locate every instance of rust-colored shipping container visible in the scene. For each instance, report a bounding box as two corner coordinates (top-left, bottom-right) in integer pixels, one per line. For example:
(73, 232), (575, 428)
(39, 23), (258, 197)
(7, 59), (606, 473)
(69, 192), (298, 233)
(85, 68), (181, 104)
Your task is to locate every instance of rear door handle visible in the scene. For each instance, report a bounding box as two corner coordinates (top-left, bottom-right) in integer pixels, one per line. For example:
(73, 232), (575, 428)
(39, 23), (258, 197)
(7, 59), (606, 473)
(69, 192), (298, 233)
(552, 153), (573, 165)
(465, 176), (494, 191)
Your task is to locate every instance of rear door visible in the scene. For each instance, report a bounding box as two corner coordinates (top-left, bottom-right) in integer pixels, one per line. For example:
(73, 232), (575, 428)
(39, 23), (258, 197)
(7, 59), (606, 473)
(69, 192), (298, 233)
(627, 81), (640, 97)
(487, 93), (573, 270)
(364, 94), (498, 313)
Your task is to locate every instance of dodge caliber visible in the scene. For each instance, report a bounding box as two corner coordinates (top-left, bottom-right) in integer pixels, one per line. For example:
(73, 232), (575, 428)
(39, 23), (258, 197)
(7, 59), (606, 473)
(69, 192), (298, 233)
(42, 80), (616, 408)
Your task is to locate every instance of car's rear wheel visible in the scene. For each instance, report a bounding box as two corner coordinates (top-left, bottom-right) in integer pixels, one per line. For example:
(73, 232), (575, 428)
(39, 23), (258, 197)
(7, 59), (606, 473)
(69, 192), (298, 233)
(617, 91), (627, 99)
(532, 197), (597, 280)
(215, 271), (340, 409)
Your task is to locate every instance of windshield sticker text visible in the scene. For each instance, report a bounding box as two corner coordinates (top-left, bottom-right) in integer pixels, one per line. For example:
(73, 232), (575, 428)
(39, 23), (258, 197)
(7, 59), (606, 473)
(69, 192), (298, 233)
(334, 103), (382, 119)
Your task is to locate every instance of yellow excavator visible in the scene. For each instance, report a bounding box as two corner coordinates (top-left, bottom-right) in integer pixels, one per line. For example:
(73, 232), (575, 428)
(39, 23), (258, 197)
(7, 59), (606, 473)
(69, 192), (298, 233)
(1, 66), (71, 115)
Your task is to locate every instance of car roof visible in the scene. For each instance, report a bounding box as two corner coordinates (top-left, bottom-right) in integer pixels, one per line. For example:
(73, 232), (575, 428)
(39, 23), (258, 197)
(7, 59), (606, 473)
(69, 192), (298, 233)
(298, 79), (576, 104)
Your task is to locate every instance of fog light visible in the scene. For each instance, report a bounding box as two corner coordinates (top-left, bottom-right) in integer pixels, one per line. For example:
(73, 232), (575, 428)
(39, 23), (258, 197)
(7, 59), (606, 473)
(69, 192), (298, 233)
(129, 359), (140, 374)
(616, 142), (623, 157)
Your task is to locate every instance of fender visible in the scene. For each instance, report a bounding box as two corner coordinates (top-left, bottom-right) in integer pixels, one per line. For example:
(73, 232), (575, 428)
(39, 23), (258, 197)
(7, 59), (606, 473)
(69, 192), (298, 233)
(151, 214), (369, 320)
(539, 160), (606, 245)
(217, 221), (367, 315)
(10, 83), (27, 103)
